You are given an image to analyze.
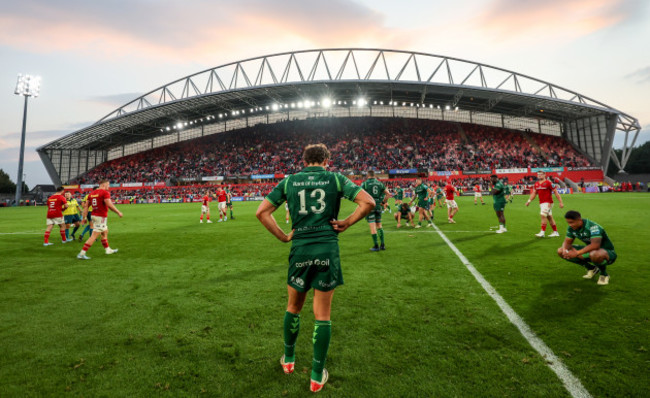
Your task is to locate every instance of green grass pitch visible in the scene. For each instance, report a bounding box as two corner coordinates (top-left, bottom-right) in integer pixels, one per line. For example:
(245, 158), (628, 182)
(1, 193), (648, 397)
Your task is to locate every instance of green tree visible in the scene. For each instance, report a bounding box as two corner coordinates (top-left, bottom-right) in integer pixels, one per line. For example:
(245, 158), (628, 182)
(626, 141), (650, 174)
(0, 169), (16, 194)
(607, 142), (650, 177)
(0, 169), (28, 194)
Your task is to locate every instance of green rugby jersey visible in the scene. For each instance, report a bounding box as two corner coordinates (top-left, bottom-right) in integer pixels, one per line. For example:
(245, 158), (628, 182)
(504, 184), (512, 195)
(435, 187), (443, 197)
(394, 187), (404, 201)
(266, 166), (361, 245)
(493, 181), (506, 202)
(361, 178), (386, 205)
(415, 183), (429, 202)
(566, 219), (615, 251)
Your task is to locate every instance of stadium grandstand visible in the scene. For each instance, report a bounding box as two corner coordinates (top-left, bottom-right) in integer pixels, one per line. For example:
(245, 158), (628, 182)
(37, 49), (641, 191)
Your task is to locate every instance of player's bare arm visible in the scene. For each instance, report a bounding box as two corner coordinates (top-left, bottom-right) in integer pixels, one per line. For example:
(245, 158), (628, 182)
(330, 190), (374, 233)
(553, 188), (564, 208)
(81, 201), (89, 224)
(525, 188), (537, 206)
(256, 199), (294, 242)
(105, 198), (123, 218)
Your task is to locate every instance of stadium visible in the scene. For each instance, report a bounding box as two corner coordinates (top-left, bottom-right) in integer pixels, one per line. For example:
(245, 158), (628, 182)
(37, 49), (641, 190)
(2, 49), (649, 397)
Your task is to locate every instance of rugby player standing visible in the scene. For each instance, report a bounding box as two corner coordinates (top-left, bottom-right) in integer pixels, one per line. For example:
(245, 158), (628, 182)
(361, 170), (390, 251)
(525, 171), (564, 237)
(199, 190), (212, 223)
(408, 177), (434, 228)
(444, 181), (459, 224)
(490, 175), (507, 233)
(43, 186), (69, 246)
(77, 180), (122, 260)
(256, 144), (373, 392)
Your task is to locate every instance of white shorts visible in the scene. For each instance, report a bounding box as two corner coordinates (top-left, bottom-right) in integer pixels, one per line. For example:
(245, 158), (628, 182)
(91, 215), (108, 232)
(446, 200), (458, 209)
(201, 205), (209, 213)
(46, 217), (64, 225)
(540, 202), (553, 216)
(218, 201), (227, 210)
(474, 192), (482, 198)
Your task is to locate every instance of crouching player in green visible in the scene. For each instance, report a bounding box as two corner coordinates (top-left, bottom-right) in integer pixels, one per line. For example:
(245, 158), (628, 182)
(394, 202), (415, 228)
(256, 144), (374, 392)
(558, 210), (617, 285)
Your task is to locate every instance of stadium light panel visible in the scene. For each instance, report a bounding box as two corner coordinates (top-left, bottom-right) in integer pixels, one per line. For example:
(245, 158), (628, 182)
(219, 114), (223, 118)
(14, 74), (41, 97)
(322, 98), (331, 108)
(271, 104), (279, 111)
(445, 105), (450, 110)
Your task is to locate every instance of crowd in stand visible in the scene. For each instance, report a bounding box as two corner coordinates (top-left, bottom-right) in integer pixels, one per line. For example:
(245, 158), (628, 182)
(74, 117), (592, 185)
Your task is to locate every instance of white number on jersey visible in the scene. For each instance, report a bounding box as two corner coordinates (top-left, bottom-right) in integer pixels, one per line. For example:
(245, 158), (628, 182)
(297, 188), (326, 215)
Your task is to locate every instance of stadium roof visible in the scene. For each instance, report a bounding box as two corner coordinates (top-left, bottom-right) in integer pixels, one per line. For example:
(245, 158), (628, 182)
(38, 48), (641, 185)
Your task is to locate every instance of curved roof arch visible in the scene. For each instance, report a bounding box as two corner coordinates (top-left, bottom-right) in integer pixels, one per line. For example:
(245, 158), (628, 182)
(38, 48), (641, 184)
(99, 48), (636, 125)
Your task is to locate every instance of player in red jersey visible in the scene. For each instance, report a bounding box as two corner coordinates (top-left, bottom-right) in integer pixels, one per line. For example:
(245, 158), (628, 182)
(444, 181), (459, 223)
(200, 190), (212, 223)
(43, 186), (70, 246)
(473, 183), (485, 205)
(216, 187), (228, 222)
(77, 180), (123, 260)
(525, 171), (564, 237)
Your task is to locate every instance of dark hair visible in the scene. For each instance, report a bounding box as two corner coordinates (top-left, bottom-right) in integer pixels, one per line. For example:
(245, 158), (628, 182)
(303, 144), (331, 164)
(55, 186), (64, 192)
(490, 174), (498, 178)
(564, 210), (581, 220)
(367, 170), (375, 177)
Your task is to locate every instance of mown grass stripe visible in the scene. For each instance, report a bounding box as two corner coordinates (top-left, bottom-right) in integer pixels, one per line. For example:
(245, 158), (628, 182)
(432, 223), (593, 398)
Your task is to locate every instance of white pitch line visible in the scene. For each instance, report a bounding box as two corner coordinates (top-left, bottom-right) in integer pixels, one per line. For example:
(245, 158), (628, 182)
(432, 223), (592, 398)
(387, 230), (493, 233)
(0, 231), (44, 235)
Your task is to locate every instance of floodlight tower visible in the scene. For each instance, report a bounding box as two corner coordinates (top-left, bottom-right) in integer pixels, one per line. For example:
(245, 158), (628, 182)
(13, 74), (41, 206)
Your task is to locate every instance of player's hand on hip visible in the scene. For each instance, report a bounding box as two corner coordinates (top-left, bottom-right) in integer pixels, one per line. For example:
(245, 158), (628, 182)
(330, 219), (350, 233)
(281, 230), (294, 243)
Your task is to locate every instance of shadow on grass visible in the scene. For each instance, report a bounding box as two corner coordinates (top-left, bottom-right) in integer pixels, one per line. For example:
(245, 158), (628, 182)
(525, 279), (605, 320)
(206, 266), (278, 284)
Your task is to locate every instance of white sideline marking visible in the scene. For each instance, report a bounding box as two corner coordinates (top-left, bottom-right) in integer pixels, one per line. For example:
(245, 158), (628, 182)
(388, 230), (493, 233)
(432, 223), (592, 398)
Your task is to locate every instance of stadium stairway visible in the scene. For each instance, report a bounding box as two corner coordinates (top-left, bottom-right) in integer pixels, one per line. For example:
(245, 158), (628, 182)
(521, 130), (548, 157)
(563, 178), (579, 191)
(456, 123), (469, 145)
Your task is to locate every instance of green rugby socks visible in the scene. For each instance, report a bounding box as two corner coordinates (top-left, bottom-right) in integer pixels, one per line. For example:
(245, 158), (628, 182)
(371, 234), (378, 246)
(311, 320), (331, 382)
(283, 311), (300, 362)
(377, 228), (384, 245)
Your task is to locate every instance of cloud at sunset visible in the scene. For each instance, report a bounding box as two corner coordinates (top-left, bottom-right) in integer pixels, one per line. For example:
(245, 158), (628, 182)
(0, 0), (414, 63)
(473, 0), (646, 41)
